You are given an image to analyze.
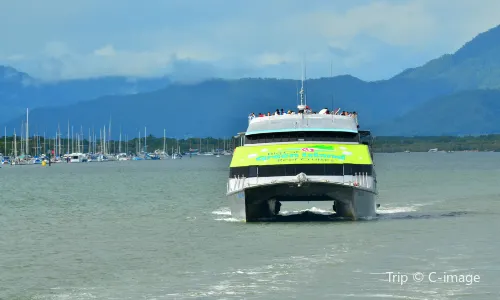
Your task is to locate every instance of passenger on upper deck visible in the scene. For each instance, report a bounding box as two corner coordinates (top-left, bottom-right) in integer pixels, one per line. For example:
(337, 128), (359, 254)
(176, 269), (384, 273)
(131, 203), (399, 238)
(248, 112), (256, 122)
(249, 107), (359, 126)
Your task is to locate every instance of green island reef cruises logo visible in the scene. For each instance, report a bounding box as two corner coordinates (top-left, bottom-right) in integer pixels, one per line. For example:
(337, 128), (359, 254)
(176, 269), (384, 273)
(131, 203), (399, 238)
(248, 145), (356, 164)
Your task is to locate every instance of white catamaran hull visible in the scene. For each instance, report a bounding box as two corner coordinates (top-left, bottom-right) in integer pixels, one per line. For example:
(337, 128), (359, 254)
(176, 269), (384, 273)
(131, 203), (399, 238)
(227, 176), (377, 221)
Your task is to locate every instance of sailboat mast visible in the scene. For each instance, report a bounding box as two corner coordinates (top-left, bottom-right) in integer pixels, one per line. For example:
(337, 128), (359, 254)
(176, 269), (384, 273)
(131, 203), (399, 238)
(103, 127), (105, 154)
(57, 124), (61, 156)
(4, 126), (6, 155)
(13, 129), (17, 157)
(21, 122), (24, 154)
(25, 108), (29, 156)
(163, 129), (166, 153)
(119, 127), (122, 153)
(108, 117), (112, 155)
(144, 127), (147, 153)
(67, 120), (70, 155)
(88, 128), (91, 154)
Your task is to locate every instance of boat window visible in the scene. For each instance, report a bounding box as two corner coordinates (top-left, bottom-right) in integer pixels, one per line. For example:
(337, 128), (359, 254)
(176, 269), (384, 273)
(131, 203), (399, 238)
(248, 166), (258, 177)
(245, 131), (359, 144)
(229, 163), (372, 178)
(359, 130), (373, 146)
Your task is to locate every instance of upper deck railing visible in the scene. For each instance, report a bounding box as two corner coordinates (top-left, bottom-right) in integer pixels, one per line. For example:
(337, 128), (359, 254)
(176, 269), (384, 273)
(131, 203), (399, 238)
(246, 112), (359, 136)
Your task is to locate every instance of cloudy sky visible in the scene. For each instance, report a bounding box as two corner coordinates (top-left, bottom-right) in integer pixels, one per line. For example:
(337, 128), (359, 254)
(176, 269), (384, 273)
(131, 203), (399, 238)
(0, 0), (499, 82)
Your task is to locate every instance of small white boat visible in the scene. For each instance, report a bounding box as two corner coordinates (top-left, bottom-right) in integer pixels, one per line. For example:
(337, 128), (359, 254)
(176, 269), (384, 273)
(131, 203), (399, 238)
(69, 153), (88, 163)
(116, 153), (129, 161)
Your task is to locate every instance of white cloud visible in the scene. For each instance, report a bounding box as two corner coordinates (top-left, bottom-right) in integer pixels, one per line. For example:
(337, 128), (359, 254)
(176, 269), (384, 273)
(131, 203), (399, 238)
(0, 0), (499, 81)
(93, 45), (116, 57)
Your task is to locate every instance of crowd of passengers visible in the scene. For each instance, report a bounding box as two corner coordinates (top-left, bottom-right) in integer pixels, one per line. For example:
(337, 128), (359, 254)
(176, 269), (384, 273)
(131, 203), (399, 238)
(248, 106), (358, 126)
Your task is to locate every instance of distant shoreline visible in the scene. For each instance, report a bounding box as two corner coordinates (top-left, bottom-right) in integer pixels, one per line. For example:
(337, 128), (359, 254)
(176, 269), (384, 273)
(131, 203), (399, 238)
(1, 134), (500, 155)
(372, 134), (500, 152)
(373, 150), (498, 153)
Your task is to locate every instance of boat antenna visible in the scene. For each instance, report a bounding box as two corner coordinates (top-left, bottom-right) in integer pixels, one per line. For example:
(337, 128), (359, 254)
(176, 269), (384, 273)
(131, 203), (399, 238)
(331, 60), (334, 111)
(297, 55), (306, 111)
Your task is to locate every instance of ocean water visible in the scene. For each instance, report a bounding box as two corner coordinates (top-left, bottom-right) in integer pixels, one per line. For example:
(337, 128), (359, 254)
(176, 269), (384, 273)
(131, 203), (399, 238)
(1, 153), (499, 299)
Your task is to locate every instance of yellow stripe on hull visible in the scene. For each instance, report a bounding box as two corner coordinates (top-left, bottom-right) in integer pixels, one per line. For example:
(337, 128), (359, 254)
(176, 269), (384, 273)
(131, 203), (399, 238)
(230, 143), (372, 167)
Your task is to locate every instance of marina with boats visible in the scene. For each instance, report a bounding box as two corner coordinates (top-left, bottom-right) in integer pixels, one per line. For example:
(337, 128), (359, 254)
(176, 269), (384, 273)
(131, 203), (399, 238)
(0, 112), (234, 166)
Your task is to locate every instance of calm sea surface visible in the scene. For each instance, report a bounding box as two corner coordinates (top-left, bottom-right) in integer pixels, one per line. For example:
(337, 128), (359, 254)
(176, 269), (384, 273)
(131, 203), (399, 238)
(1, 153), (499, 299)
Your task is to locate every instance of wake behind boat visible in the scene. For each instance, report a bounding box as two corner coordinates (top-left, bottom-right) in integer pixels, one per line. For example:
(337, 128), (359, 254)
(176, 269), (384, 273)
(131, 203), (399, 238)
(226, 77), (378, 222)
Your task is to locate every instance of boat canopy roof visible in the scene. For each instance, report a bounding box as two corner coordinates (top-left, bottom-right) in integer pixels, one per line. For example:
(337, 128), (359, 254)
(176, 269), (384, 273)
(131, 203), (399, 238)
(245, 113), (358, 136)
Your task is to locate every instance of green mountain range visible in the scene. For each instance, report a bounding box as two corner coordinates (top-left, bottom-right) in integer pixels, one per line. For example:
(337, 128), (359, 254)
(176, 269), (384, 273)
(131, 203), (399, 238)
(395, 25), (500, 90)
(2, 24), (500, 137)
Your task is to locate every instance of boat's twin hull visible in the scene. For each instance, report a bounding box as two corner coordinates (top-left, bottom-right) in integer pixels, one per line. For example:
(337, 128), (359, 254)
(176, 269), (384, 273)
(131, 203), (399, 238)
(228, 181), (376, 222)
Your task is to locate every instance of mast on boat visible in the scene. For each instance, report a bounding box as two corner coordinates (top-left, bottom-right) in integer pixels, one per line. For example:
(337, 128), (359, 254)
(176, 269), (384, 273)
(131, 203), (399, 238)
(119, 127), (122, 153)
(100, 127), (102, 154)
(138, 130), (141, 154)
(88, 128), (91, 154)
(25, 108), (29, 156)
(13, 129), (17, 158)
(67, 120), (70, 155)
(297, 56), (307, 112)
(108, 117), (112, 155)
(163, 129), (166, 154)
(20, 122), (24, 155)
(58, 124), (61, 157)
(103, 125), (107, 155)
(80, 125), (83, 153)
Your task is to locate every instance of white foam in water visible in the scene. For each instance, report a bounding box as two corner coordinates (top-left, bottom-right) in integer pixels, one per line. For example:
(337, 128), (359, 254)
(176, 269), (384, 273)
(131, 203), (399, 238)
(212, 207), (243, 222)
(280, 206), (333, 216)
(211, 207), (231, 216)
(214, 217), (241, 222)
(377, 202), (434, 214)
(377, 206), (419, 214)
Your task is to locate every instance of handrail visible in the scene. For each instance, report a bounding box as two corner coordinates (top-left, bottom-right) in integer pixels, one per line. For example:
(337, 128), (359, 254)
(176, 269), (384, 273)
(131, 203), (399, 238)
(228, 172), (374, 194)
(248, 113), (358, 124)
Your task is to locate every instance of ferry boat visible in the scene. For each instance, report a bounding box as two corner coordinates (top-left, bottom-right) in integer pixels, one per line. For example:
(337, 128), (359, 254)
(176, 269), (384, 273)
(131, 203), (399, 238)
(226, 80), (378, 222)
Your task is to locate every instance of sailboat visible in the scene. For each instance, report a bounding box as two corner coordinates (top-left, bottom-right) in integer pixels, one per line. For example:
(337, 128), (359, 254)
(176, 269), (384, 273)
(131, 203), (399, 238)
(162, 128), (169, 159)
